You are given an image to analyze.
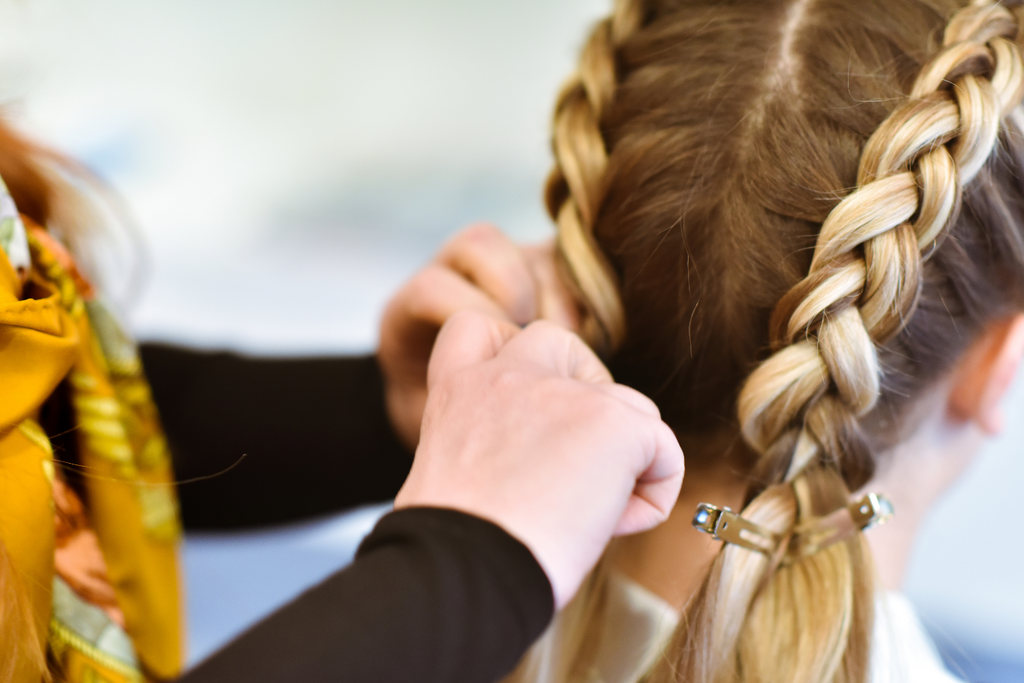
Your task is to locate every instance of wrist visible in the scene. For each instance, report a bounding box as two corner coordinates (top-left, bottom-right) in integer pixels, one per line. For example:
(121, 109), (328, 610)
(383, 386), (425, 452)
(392, 494), (582, 609)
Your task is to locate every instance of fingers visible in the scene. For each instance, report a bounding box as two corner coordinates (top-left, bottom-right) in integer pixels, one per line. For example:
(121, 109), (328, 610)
(379, 226), (573, 452)
(614, 419), (685, 537)
(382, 229), (582, 369)
(522, 240), (581, 332)
(427, 311), (520, 389)
(500, 320), (613, 385)
(595, 383), (662, 419)
(437, 224), (538, 325)
(613, 491), (678, 536)
(386, 263), (515, 335)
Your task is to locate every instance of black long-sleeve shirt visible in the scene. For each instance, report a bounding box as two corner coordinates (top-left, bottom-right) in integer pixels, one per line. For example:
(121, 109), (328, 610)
(139, 344), (554, 682)
(140, 344), (412, 529)
(177, 508), (553, 683)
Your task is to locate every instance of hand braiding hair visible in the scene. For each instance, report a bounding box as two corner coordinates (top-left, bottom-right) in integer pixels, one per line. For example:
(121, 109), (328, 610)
(545, 0), (645, 354)
(737, 0), (1024, 486)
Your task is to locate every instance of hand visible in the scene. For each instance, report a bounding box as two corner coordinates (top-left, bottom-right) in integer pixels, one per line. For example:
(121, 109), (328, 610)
(395, 311), (684, 609)
(379, 224), (579, 450)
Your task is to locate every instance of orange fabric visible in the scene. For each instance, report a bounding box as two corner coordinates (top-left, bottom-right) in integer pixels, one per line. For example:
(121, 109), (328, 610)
(0, 244), (78, 431)
(53, 477), (126, 628)
(28, 227), (95, 300)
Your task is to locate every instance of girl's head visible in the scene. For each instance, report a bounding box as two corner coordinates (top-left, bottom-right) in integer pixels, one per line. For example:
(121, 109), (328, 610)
(545, 0), (1024, 680)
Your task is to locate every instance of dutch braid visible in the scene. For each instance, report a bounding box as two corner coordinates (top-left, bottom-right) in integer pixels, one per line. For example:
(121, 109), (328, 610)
(655, 3), (1024, 682)
(503, 5), (648, 681)
(739, 0), (1024, 483)
(545, 0), (645, 354)
(540, 2), (1024, 683)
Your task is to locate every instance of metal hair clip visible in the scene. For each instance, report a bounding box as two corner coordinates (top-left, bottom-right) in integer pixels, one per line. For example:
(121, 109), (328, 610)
(788, 493), (894, 560)
(691, 493), (895, 559)
(692, 503), (782, 554)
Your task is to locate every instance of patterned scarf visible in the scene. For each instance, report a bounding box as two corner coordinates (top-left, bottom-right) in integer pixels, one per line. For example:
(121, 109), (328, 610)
(0, 175), (183, 683)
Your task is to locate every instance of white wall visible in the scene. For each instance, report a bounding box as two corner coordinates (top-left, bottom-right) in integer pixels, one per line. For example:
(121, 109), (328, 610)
(1, 0), (1020, 669)
(0, 0), (609, 350)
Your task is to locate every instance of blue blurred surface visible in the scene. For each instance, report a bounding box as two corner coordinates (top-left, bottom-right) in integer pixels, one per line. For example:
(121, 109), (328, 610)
(183, 503), (391, 664)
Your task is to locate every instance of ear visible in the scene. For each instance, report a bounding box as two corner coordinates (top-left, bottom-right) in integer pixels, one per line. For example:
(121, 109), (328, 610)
(948, 314), (1024, 434)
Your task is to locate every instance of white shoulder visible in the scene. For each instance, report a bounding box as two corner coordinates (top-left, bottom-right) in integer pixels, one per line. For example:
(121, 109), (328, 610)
(872, 591), (964, 683)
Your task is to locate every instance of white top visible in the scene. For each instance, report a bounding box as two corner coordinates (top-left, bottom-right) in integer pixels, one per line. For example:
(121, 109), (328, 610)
(872, 592), (964, 683)
(521, 572), (962, 683)
(514, 571), (679, 683)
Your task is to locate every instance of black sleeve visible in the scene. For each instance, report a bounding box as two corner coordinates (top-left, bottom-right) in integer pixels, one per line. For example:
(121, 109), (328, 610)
(177, 507), (555, 683)
(139, 343), (412, 530)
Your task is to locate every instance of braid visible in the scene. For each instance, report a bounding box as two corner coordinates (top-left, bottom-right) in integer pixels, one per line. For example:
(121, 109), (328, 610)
(526, 2), (1024, 683)
(739, 0), (1024, 484)
(650, 4), (1024, 682)
(643, 3), (1024, 683)
(502, 6), (649, 681)
(546, 0), (644, 354)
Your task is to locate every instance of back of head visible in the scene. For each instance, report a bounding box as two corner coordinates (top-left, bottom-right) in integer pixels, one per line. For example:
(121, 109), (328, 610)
(543, 0), (1024, 680)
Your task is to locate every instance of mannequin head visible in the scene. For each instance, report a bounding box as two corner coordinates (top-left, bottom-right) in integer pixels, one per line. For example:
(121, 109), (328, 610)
(542, 0), (1024, 680)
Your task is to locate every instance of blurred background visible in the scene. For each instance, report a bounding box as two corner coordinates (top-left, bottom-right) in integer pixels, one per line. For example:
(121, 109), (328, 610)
(0, 0), (1020, 679)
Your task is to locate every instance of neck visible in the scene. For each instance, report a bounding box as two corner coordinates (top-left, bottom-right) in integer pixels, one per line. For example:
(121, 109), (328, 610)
(610, 411), (985, 607)
(607, 455), (748, 611)
(860, 411), (987, 591)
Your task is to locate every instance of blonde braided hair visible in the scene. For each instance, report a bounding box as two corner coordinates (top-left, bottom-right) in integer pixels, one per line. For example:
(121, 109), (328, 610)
(545, 0), (645, 354)
(739, 0), (1024, 483)
(503, 4), (649, 681)
(537, 1), (1024, 683)
(670, 3), (1024, 681)
(554, 0), (1024, 488)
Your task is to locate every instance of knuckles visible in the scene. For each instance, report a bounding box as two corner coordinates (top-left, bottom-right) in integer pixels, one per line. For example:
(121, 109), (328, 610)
(450, 222), (504, 250)
(380, 266), (442, 334)
(401, 265), (450, 319)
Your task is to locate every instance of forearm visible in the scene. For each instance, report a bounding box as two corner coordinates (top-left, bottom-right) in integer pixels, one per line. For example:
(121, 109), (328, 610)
(140, 344), (411, 529)
(177, 508), (554, 683)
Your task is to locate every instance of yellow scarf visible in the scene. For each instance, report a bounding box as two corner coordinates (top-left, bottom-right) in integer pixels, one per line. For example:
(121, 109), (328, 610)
(0, 223), (183, 682)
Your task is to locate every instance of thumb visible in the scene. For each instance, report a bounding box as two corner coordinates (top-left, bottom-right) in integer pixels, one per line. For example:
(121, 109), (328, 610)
(427, 311), (520, 390)
(522, 240), (580, 333)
